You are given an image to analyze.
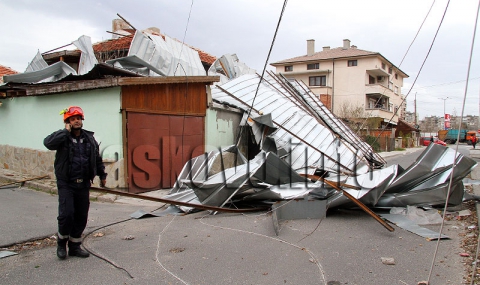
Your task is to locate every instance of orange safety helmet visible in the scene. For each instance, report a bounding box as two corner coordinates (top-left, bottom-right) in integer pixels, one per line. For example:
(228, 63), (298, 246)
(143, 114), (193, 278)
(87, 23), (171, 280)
(61, 106), (84, 122)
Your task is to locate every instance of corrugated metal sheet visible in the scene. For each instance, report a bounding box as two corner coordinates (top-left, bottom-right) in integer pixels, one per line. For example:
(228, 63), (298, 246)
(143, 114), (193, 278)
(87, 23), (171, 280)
(3, 61), (77, 84)
(273, 72), (386, 168)
(208, 53), (256, 84)
(109, 30), (205, 76)
(25, 51), (48, 73)
(212, 73), (370, 175)
(72, 35), (98, 75)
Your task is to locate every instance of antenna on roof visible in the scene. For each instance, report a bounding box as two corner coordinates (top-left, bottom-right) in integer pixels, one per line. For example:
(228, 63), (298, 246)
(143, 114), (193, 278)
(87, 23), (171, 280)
(41, 43), (74, 55)
(117, 13), (137, 31)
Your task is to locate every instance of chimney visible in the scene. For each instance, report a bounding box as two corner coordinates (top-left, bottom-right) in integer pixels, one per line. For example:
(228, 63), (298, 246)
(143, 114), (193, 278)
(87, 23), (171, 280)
(112, 19), (130, 33)
(323, 46), (330, 51)
(111, 19), (132, 38)
(351, 45), (357, 49)
(307, 39), (315, 56)
(343, 39), (351, 49)
(145, 27), (161, 35)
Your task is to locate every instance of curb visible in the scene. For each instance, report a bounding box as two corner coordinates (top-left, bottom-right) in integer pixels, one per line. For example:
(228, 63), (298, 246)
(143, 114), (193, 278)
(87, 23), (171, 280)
(0, 172), (120, 203)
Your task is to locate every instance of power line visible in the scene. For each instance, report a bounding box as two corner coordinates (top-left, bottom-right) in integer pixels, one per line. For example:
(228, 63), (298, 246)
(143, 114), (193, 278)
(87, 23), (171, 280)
(246, 0), (288, 121)
(399, 0), (436, 66)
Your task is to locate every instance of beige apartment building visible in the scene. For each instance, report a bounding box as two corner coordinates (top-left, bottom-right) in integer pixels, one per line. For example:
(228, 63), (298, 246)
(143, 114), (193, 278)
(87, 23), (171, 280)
(271, 39), (408, 129)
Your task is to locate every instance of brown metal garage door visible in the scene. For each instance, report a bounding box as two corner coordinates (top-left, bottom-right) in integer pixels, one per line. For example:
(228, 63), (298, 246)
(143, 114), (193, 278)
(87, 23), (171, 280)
(127, 112), (204, 193)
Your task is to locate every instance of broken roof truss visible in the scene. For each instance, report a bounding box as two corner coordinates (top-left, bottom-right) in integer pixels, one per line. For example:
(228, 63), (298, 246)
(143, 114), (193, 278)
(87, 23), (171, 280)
(165, 72), (476, 223)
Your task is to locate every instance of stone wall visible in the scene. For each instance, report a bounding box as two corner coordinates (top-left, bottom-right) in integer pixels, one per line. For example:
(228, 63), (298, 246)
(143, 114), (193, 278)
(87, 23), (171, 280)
(0, 145), (54, 177)
(0, 144), (126, 189)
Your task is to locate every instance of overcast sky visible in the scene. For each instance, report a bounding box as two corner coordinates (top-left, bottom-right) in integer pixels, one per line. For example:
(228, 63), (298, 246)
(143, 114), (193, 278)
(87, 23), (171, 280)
(1, 0), (479, 120)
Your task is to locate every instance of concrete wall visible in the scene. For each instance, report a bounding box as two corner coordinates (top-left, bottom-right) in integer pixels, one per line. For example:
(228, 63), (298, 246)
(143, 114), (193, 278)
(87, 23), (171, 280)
(0, 87), (122, 158)
(205, 103), (243, 152)
(0, 87), (125, 188)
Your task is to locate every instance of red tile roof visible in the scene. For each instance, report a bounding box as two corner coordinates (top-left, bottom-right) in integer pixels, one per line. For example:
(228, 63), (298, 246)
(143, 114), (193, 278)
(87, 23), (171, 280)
(93, 36), (133, 52)
(0, 65), (18, 77)
(0, 65), (18, 83)
(271, 46), (408, 77)
(272, 47), (378, 65)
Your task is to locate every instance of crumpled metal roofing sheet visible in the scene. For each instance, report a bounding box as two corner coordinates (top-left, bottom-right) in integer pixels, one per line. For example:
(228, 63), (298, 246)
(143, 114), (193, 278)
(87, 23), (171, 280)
(327, 164), (399, 208)
(212, 73), (369, 175)
(164, 35), (205, 76)
(272, 72), (385, 168)
(108, 30), (205, 76)
(72, 35), (98, 75)
(3, 61), (77, 84)
(208, 53), (256, 84)
(126, 31), (172, 76)
(25, 51), (48, 73)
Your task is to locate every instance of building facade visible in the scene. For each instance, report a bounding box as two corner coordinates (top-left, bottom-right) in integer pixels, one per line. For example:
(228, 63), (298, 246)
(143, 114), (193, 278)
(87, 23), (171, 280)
(271, 39), (408, 129)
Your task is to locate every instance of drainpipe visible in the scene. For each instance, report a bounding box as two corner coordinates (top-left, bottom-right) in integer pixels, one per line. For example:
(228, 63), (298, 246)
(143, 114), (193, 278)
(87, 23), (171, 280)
(332, 59), (335, 112)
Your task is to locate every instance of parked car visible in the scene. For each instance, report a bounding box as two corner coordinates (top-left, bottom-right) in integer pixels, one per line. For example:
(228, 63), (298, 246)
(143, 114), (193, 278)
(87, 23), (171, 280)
(420, 137), (447, 147)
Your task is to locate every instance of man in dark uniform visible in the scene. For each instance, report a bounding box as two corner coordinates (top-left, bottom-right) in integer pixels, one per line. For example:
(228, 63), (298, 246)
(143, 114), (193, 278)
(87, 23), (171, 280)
(44, 106), (107, 260)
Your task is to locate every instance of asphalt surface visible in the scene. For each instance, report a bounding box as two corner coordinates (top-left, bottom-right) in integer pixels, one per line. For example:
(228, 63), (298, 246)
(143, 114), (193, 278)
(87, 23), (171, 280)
(0, 146), (478, 285)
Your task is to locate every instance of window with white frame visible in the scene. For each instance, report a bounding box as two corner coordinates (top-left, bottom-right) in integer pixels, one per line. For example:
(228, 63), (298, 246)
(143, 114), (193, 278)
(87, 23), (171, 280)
(348, 60), (357, 67)
(309, 76), (326, 86)
(307, 63), (319, 70)
(285, 65), (293, 72)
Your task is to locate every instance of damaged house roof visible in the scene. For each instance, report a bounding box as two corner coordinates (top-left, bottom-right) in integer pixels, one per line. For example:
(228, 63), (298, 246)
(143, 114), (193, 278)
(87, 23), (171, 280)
(42, 31), (217, 72)
(164, 71), (477, 234)
(3, 28), (217, 84)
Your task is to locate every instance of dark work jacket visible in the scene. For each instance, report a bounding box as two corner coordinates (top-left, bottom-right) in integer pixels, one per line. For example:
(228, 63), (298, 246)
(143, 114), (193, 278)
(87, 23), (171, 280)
(43, 128), (107, 182)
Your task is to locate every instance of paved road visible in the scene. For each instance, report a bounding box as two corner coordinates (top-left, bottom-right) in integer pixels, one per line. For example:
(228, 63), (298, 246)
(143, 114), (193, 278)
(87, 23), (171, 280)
(0, 146), (475, 285)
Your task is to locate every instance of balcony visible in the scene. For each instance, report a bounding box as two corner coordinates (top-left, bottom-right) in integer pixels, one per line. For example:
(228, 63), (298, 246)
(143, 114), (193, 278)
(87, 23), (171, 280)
(364, 109), (399, 126)
(365, 84), (395, 97)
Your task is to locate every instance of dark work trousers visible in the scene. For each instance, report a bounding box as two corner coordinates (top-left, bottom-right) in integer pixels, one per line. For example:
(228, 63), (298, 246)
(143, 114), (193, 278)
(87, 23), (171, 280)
(57, 180), (91, 241)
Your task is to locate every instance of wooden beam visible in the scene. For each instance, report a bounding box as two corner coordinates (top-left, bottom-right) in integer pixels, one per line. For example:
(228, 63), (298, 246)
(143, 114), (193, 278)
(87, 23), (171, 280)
(118, 76), (220, 86)
(23, 78), (120, 96)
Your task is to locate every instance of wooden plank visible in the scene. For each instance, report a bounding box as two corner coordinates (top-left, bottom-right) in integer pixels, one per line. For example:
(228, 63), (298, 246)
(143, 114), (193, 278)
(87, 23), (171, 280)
(118, 76), (219, 85)
(121, 83), (207, 115)
(23, 78), (120, 96)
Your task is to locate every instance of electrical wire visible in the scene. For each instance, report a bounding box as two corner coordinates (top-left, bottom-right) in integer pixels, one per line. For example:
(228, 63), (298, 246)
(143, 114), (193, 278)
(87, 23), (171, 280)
(81, 203), (168, 279)
(244, 0), (288, 126)
(373, 0), (451, 144)
(399, 0), (436, 67)
(82, 218), (135, 279)
(427, 1), (480, 283)
(155, 215), (190, 285)
(174, 0), (194, 76)
(198, 213), (327, 284)
(351, 0), (436, 137)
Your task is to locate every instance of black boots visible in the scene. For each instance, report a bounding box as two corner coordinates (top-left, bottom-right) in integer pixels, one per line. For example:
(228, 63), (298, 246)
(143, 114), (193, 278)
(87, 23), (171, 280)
(68, 241), (90, 258)
(57, 239), (90, 259)
(57, 238), (68, 260)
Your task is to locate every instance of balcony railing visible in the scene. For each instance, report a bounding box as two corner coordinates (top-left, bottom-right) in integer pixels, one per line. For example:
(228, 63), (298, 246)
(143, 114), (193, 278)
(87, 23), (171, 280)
(365, 84), (395, 97)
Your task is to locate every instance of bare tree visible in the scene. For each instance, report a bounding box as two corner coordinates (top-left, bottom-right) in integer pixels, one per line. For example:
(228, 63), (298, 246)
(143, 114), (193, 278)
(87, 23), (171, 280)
(338, 102), (377, 131)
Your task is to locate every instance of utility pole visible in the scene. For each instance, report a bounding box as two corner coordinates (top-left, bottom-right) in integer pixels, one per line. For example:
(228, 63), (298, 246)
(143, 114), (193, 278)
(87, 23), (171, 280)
(440, 97), (450, 130)
(414, 92), (417, 126)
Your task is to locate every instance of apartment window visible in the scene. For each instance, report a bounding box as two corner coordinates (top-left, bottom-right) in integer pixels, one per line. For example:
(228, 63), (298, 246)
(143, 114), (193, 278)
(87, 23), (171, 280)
(394, 86), (399, 94)
(388, 67), (392, 74)
(348, 60), (357, 67)
(369, 75), (375, 84)
(307, 63), (319, 70)
(381, 62), (386, 69)
(394, 73), (398, 80)
(285, 65), (293, 72)
(309, 76), (326, 86)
